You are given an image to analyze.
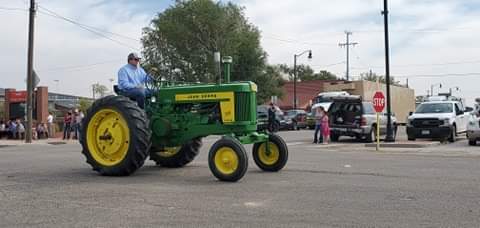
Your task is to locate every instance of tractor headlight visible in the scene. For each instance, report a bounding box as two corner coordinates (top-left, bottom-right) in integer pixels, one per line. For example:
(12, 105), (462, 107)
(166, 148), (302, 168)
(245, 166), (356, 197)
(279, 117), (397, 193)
(151, 96), (156, 103)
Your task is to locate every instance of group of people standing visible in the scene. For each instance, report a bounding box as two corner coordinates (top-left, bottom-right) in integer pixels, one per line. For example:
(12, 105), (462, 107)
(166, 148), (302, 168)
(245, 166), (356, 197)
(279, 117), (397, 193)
(63, 109), (84, 140)
(0, 119), (26, 140)
(313, 106), (330, 144)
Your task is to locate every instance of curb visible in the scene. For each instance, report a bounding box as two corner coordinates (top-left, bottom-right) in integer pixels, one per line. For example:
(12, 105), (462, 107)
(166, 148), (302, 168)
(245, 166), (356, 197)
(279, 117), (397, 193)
(364, 142), (442, 148)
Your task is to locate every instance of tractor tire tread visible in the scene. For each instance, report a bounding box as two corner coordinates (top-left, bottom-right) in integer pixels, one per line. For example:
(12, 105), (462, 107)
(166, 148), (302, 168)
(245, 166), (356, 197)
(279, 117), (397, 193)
(80, 95), (151, 176)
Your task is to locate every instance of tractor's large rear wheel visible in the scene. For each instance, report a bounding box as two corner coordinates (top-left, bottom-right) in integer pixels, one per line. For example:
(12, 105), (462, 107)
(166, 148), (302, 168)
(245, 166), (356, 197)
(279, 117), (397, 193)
(150, 138), (202, 168)
(80, 96), (151, 176)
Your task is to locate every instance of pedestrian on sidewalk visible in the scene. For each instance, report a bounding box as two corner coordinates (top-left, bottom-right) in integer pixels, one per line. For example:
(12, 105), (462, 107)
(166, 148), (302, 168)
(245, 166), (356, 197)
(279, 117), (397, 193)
(321, 108), (330, 145)
(313, 106), (323, 144)
(16, 119), (25, 140)
(73, 109), (84, 140)
(47, 112), (54, 138)
(63, 112), (72, 140)
(0, 121), (5, 139)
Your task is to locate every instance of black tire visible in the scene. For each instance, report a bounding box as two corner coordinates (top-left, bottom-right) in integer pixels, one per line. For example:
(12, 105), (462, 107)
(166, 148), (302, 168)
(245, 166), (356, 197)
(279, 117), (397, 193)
(252, 134), (288, 172)
(80, 96), (151, 176)
(208, 138), (248, 182)
(292, 121), (298, 131)
(390, 125), (398, 142)
(150, 138), (202, 168)
(469, 140), (477, 146)
(365, 127), (375, 143)
(331, 133), (340, 142)
(449, 125), (456, 143)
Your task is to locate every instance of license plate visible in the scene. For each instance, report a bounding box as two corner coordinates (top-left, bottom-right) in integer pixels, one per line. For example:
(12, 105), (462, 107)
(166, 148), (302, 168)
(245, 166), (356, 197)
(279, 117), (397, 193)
(421, 130), (430, 135)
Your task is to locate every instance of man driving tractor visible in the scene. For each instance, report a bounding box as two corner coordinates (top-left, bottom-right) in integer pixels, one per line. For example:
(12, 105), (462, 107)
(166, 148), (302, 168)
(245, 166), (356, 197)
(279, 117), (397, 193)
(117, 52), (151, 109)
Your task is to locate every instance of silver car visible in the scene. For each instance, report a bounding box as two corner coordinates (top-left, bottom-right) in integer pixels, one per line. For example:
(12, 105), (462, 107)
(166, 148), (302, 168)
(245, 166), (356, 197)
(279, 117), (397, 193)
(329, 96), (397, 142)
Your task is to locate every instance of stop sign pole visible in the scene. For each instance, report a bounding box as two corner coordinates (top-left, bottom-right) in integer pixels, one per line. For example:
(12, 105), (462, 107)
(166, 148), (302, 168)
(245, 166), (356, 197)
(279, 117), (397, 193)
(373, 91), (386, 151)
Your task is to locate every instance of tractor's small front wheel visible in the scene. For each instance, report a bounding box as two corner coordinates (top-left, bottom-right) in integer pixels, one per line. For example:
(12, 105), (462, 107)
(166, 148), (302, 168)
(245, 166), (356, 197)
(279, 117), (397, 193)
(208, 138), (248, 182)
(252, 134), (288, 172)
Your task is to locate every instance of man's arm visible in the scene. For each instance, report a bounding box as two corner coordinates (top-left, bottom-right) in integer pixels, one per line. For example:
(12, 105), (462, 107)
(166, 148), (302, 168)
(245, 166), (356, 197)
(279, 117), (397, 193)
(140, 68), (153, 84)
(118, 68), (135, 90)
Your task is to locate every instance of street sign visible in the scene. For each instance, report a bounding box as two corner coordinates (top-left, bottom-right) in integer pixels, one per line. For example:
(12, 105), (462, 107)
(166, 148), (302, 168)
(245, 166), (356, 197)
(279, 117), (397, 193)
(373, 91), (386, 113)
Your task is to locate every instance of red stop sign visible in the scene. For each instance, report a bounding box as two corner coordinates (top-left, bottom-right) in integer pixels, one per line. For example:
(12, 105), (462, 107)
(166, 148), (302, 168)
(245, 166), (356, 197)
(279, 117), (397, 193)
(373, 91), (385, 113)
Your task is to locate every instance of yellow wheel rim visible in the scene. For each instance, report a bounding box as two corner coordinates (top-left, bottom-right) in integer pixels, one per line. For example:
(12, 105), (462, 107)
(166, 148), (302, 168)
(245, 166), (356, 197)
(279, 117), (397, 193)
(158, 147), (181, 157)
(214, 147), (239, 175)
(258, 142), (280, 165)
(86, 108), (130, 167)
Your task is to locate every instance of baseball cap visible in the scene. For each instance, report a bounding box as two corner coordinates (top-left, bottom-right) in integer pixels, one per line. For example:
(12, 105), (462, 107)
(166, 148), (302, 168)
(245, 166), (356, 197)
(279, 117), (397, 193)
(127, 52), (141, 60)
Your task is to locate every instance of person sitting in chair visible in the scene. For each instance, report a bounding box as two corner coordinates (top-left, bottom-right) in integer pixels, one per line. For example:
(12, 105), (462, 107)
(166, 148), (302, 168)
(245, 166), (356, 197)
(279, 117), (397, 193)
(117, 52), (151, 109)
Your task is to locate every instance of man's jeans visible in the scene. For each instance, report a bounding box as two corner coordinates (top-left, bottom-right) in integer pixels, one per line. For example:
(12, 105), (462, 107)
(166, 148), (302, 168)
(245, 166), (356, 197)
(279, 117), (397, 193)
(314, 124), (323, 143)
(121, 88), (152, 109)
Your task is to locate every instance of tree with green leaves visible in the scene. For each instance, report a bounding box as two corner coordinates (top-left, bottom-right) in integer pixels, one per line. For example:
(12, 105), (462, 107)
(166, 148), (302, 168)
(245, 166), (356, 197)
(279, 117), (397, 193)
(141, 0), (280, 103)
(92, 83), (109, 99)
(360, 71), (402, 86)
(278, 64), (337, 81)
(79, 98), (93, 113)
(0, 102), (4, 120)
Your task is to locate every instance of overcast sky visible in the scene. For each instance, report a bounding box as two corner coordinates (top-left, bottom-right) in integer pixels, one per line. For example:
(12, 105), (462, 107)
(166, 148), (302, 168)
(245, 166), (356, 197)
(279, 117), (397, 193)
(1, 0), (479, 105)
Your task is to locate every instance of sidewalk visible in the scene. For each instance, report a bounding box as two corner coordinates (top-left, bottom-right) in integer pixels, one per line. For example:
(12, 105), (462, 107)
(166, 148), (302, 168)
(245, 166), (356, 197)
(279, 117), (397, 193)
(0, 138), (79, 146)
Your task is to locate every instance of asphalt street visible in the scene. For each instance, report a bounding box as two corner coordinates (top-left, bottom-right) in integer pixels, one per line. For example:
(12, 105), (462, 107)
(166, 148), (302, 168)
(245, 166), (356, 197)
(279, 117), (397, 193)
(0, 130), (479, 228)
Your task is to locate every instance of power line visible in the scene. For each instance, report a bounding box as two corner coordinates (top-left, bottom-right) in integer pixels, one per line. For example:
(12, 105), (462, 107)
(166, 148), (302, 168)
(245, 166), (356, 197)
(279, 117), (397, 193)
(39, 6), (140, 42)
(37, 59), (123, 72)
(37, 5), (140, 50)
(262, 34), (334, 46)
(396, 72), (480, 78)
(0, 6), (27, 11)
(351, 59), (480, 70)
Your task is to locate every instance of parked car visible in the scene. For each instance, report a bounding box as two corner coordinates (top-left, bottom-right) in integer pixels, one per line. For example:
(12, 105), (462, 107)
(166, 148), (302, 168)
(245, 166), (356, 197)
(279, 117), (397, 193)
(407, 100), (468, 142)
(467, 100), (480, 145)
(467, 114), (480, 146)
(285, 110), (308, 130)
(306, 102), (333, 129)
(328, 96), (397, 142)
(257, 105), (287, 132)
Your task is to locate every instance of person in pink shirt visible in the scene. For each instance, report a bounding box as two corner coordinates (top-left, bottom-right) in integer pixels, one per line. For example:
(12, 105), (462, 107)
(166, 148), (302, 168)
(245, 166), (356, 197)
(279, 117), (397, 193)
(320, 107), (330, 144)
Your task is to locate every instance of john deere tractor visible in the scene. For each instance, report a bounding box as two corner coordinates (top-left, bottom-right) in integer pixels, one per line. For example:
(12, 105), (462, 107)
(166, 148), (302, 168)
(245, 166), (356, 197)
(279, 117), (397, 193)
(80, 57), (288, 182)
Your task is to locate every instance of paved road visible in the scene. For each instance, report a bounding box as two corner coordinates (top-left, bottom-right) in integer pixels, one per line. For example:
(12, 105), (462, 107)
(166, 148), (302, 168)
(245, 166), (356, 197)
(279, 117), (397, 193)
(0, 130), (479, 227)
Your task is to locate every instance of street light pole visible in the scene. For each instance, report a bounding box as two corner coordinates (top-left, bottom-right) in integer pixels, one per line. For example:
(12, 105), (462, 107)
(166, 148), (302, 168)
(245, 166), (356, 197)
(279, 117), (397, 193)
(383, 0), (395, 142)
(430, 83), (442, 96)
(293, 50), (312, 110)
(293, 54), (297, 110)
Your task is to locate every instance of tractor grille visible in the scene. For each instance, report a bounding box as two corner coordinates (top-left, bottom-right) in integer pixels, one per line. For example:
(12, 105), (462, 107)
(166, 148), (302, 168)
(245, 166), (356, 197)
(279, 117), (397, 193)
(412, 118), (442, 128)
(235, 92), (251, 121)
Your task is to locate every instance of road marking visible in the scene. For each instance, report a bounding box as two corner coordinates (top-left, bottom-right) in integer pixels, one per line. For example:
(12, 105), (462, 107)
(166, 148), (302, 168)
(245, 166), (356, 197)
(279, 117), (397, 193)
(344, 164), (352, 168)
(244, 201), (263, 208)
(287, 142), (307, 146)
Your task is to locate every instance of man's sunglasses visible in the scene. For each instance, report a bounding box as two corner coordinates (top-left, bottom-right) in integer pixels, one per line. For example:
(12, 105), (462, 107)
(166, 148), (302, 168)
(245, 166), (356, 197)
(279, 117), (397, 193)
(130, 58), (141, 61)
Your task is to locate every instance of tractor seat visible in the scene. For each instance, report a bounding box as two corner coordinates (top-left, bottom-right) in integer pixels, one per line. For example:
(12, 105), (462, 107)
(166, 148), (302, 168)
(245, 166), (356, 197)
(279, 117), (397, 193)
(113, 85), (121, 95)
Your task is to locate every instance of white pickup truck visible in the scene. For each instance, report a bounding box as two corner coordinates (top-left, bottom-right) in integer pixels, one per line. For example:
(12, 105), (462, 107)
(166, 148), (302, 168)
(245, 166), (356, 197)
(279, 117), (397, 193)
(407, 100), (468, 142)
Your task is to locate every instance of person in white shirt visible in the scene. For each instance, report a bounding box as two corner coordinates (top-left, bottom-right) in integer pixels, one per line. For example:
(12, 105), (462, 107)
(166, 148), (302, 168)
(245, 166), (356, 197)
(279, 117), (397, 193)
(0, 121), (5, 139)
(47, 113), (54, 138)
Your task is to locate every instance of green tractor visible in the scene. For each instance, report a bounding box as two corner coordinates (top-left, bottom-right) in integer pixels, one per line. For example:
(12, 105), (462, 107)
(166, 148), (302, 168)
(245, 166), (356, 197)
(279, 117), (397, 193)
(80, 57), (288, 182)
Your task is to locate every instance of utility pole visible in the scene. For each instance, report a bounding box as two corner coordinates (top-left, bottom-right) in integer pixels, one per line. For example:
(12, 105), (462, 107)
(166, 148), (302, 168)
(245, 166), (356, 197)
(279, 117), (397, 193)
(339, 31), (358, 81)
(383, 0), (394, 142)
(25, 0), (36, 143)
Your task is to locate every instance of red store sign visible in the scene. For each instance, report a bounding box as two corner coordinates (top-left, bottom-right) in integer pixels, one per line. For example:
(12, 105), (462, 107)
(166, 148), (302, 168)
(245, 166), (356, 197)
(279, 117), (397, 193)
(7, 91), (27, 103)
